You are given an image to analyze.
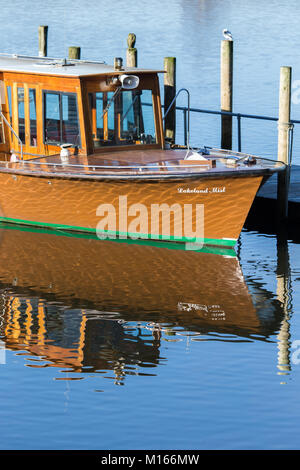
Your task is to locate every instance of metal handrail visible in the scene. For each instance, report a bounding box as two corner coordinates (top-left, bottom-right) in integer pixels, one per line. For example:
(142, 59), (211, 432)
(7, 160), (207, 170)
(173, 104), (300, 124)
(171, 104), (300, 154)
(163, 88), (190, 150)
(0, 112), (23, 160)
(0, 52), (106, 65)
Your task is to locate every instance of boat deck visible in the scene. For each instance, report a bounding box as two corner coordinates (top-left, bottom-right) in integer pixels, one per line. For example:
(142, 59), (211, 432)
(29, 149), (188, 167)
(0, 148), (285, 180)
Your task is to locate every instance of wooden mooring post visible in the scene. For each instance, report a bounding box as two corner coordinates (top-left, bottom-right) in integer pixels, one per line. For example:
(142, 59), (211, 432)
(38, 25), (48, 57)
(126, 33), (137, 67)
(277, 66), (292, 222)
(220, 39), (233, 149)
(68, 47), (81, 60)
(164, 57), (176, 144)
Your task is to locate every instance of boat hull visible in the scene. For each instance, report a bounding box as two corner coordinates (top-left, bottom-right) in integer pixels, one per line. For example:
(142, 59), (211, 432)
(0, 171), (263, 247)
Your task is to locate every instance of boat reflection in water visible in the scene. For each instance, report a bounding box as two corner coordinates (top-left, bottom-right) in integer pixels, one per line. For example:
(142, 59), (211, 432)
(0, 224), (285, 384)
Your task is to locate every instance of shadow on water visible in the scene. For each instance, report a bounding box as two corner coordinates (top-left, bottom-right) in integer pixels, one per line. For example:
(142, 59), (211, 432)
(0, 223), (292, 384)
(246, 196), (300, 245)
(243, 207), (295, 376)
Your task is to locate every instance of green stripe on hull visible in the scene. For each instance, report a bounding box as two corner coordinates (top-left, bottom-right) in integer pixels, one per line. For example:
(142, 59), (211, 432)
(0, 216), (237, 248)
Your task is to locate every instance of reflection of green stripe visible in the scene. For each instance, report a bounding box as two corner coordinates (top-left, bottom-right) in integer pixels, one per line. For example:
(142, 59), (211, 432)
(0, 221), (236, 257)
(0, 216), (237, 253)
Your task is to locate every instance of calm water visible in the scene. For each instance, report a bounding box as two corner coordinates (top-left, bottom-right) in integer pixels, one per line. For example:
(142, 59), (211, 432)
(0, 0), (300, 450)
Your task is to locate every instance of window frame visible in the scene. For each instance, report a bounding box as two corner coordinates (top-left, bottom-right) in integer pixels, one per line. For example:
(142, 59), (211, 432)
(88, 88), (157, 149)
(84, 73), (164, 153)
(28, 87), (38, 148)
(43, 90), (81, 148)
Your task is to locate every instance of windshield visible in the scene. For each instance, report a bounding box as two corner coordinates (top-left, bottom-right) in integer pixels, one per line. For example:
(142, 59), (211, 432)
(88, 89), (156, 148)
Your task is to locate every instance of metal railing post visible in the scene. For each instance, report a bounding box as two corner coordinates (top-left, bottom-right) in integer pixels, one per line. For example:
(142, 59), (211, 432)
(163, 88), (190, 149)
(237, 114), (242, 152)
(183, 108), (187, 147)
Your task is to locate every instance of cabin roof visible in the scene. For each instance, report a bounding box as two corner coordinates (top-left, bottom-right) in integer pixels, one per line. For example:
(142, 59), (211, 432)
(0, 54), (163, 77)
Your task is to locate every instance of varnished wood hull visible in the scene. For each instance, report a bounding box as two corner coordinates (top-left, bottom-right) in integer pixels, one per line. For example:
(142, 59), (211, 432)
(0, 171), (263, 247)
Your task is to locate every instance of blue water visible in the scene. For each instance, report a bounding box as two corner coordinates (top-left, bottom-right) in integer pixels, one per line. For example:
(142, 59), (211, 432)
(3, 0), (300, 158)
(0, 0), (300, 451)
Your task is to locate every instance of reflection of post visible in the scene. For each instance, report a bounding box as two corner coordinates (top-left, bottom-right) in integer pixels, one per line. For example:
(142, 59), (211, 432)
(37, 301), (46, 346)
(11, 297), (21, 340)
(24, 299), (33, 345)
(276, 232), (292, 375)
(77, 311), (87, 366)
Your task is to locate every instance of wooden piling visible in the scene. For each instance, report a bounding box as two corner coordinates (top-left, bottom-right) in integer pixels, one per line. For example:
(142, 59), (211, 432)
(38, 25), (48, 57)
(220, 39), (233, 149)
(68, 47), (81, 60)
(164, 57), (176, 144)
(277, 66), (292, 221)
(126, 33), (137, 67)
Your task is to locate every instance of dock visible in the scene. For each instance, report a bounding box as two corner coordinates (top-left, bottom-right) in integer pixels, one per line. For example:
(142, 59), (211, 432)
(246, 165), (300, 238)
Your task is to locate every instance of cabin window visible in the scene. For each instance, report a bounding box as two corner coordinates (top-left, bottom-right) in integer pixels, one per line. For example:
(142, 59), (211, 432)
(43, 91), (81, 147)
(0, 82), (3, 143)
(29, 88), (37, 147)
(5, 86), (12, 143)
(17, 87), (25, 144)
(88, 89), (156, 147)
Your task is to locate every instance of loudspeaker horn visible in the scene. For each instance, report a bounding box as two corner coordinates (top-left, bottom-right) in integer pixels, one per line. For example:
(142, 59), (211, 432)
(119, 74), (140, 90)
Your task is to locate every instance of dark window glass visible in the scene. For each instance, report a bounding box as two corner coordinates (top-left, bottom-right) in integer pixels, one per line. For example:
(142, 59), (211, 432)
(5, 86), (12, 143)
(17, 87), (25, 144)
(88, 89), (156, 148)
(44, 91), (80, 147)
(7, 86), (12, 121)
(88, 92), (115, 147)
(44, 93), (60, 144)
(29, 89), (37, 147)
(61, 94), (80, 146)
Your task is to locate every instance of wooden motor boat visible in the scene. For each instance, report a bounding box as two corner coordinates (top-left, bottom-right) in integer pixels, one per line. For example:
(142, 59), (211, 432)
(0, 54), (285, 248)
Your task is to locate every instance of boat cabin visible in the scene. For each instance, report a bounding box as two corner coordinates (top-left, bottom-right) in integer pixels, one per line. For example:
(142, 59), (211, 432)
(0, 54), (164, 161)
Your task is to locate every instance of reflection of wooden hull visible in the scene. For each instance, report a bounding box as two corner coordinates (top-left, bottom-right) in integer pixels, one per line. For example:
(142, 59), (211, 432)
(0, 171), (263, 247)
(0, 225), (259, 332)
(0, 226), (283, 377)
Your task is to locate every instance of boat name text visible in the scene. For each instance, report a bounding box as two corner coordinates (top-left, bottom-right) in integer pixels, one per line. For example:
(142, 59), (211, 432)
(177, 186), (226, 194)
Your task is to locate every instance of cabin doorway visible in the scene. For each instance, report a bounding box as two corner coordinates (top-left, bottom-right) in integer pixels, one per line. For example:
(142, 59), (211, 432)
(6, 83), (40, 159)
